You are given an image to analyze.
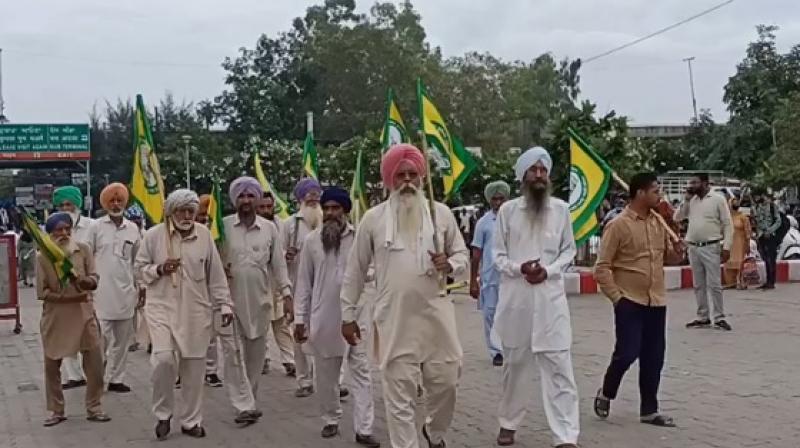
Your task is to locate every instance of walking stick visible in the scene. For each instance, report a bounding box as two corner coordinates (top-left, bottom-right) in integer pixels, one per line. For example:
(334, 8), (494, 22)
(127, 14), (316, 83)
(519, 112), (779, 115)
(418, 131), (448, 297)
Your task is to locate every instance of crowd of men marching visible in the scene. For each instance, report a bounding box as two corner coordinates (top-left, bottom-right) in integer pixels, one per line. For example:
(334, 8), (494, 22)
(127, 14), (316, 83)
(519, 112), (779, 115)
(33, 143), (692, 448)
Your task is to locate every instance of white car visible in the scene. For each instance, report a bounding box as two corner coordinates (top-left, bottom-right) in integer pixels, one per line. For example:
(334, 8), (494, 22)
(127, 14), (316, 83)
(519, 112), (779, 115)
(779, 216), (800, 260)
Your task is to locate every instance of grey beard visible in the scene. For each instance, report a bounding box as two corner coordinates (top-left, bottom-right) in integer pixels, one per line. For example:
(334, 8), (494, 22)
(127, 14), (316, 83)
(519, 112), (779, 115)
(321, 218), (345, 254)
(522, 181), (550, 218)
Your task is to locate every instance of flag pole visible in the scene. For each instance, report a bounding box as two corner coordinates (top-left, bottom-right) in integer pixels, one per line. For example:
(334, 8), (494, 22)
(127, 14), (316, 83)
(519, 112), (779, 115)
(164, 218), (178, 287)
(418, 131), (447, 297)
(611, 172), (680, 243)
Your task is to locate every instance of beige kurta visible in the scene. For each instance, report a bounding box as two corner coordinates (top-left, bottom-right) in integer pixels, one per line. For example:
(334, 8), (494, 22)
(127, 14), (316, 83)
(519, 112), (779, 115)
(37, 241), (101, 360)
(220, 214), (291, 340)
(135, 223), (233, 359)
(340, 201), (469, 368)
(294, 225), (353, 358)
(270, 217), (287, 320)
(281, 212), (316, 287)
(88, 216), (141, 320)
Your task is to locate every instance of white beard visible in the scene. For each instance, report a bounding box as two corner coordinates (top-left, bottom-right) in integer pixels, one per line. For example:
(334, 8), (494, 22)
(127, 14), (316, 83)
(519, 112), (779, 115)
(300, 204), (323, 230)
(391, 187), (424, 252)
(108, 210), (123, 218)
(172, 217), (194, 231)
(67, 211), (80, 226)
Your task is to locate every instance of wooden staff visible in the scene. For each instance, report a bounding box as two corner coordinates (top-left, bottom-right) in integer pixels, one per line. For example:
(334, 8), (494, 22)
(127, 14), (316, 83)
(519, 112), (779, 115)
(164, 217), (178, 287)
(418, 131), (447, 297)
(612, 172), (680, 243)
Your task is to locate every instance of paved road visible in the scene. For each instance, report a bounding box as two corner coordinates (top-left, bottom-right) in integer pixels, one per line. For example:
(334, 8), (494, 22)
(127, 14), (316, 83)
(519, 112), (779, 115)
(1, 285), (798, 447)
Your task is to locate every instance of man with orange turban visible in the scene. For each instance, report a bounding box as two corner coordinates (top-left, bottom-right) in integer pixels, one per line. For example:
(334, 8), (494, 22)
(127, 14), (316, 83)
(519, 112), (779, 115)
(88, 182), (143, 393)
(340, 144), (469, 448)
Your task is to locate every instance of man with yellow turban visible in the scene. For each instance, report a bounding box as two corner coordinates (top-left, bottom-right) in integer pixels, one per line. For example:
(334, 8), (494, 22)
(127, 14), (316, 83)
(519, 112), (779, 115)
(88, 183), (142, 393)
(52, 185), (94, 389)
(470, 180), (510, 367)
(340, 144), (469, 448)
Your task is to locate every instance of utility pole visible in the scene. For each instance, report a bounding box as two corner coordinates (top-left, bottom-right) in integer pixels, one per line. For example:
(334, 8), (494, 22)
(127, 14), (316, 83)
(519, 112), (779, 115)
(683, 56), (699, 123)
(181, 135), (192, 188)
(0, 48), (8, 124)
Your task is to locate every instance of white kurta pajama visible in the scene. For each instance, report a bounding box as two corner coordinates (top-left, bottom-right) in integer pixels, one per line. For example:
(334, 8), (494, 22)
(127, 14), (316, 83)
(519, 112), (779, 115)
(492, 197), (580, 446)
(89, 215), (141, 385)
(135, 223), (233, 429)
(295, 225), (375, 435)
(61, 215), (95, 383)
(266, 217), (295, 366)
(282, 212), (317, 389)
(221, 214), (291, 401)
(341, 201), (468, 448)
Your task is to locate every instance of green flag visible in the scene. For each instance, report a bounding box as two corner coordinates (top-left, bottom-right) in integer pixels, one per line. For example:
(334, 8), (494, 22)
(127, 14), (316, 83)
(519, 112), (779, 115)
(350, 149), (369, 224)
(19, 208), (75, 285)
(417, 78), (477, 200)
(568, 128), (613, 246)
(302, 132), (319, 179)
(380, 88), (409, 152)
(130, 94), (166, 224)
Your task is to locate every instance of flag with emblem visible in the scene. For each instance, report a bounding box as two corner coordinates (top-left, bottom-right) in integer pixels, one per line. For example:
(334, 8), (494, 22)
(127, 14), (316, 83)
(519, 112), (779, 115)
(207, 183), (225, 243)
(417, 78), (477, 200)
(568, 127), (612, 246)
(302, 132), (319, 179)
(253, 151), (291, 220)
(130, 94), (166, 224)
(350, 149), (369, 224)
(19, 208), (75, 284)
(380, 88), (409, 152)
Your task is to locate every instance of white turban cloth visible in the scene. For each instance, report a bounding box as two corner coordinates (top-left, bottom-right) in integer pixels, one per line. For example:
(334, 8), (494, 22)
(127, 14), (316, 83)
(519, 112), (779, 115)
(514, 146), (552, 182)
(164, 189), (200, 217)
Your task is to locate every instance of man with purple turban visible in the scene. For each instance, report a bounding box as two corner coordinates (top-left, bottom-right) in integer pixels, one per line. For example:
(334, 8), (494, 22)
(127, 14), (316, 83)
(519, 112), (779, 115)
(293, 187), (380, 446)
(135, 189), (234, 440)
(282, 177), (323, 397)
(88, 183), (142, 393)
(221, 177), (292, 406)
(340, 144), (469, 448)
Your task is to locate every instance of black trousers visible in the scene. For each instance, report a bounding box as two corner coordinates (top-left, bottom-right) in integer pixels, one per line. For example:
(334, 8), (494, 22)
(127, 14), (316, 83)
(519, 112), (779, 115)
(601, 298), (666, 416)
(758, 235), (779, 287)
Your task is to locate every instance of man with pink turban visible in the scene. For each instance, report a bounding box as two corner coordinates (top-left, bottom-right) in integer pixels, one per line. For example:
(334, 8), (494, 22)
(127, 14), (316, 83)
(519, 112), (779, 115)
(221, 176), (292, 412)
(282, 177), (322, 398)
(88, 183), (142, 393)
(340, 143), (469, 448)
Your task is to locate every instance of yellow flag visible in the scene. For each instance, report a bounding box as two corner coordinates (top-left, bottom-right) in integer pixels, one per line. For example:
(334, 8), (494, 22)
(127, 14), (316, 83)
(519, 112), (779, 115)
(253, 151), (291, 220)
(568, 128), (612, 246)
(130, 94), (166, 223)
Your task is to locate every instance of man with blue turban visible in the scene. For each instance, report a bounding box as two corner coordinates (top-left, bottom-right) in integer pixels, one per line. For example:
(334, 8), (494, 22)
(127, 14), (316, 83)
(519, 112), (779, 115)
(38, 212), (110, 426)
(470, 180), (511, 367)
(52, 185), (94, 390)
(293, 186), (379, 446)
(219, 176), (292, 420)
(494, 147), (580, 447)
(282, 177), (323, 398)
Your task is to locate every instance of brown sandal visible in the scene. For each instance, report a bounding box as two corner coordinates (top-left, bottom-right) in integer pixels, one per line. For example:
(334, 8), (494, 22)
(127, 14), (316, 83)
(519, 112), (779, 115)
(87, 412), (111, 422)
(497, 428), (515, 446)
(43, 415), (67, 427)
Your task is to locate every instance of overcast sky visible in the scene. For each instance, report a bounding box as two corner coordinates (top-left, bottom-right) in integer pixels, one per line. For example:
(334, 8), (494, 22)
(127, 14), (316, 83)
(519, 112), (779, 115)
(1, 0), (799, 126)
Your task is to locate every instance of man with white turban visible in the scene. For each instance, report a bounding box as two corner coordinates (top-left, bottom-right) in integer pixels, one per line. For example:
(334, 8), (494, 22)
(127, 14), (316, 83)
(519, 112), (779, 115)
(221, 177), (292, 405)
(340, 143), (469, 448)
(135, 189), (234, 440)
(53, 186), (94, 389)
(282, 177), (323, 397)
(493, 147), (579, 447)
(470, 180), (510, 366)
(88, 183), (142, 393)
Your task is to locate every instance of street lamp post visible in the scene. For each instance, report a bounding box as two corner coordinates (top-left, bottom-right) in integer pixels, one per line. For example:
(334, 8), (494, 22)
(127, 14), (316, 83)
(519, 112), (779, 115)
(181, 135), (192, 189)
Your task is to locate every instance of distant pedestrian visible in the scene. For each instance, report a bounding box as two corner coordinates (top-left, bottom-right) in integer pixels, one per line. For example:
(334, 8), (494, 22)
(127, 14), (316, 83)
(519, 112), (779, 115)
(752, 189), (783, 290)
(674, 173), (733, 331)
(724, 197), (751, 289)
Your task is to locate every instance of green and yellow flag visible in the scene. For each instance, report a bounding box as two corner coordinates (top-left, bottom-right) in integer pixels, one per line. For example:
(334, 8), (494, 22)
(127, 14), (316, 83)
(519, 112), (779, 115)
(208, 183), (225, 243)
(380, 88), (409, 152)
(568, 128), (612, 246)
(417, 79), (477, 200)
(350, 149), (369, 224)
(253, 151), (290, 220)
(130, 94), (166, 224)
(302, 132), (319, 179)
(19, 209), (74, 284)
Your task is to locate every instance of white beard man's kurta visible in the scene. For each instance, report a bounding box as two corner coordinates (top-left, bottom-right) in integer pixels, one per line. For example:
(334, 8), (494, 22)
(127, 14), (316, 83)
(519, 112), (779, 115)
(282, 212), (317, 389)
(340, 200), (468, 448)
(492, 197), (580, 446)
(221, 214), (291, 401)
(88, 215), (141, 385)
(265, 217), (295, 366)
(135, 223), (233, 429)
(294, 224), (375, 435)
(62, 215), (95, 383)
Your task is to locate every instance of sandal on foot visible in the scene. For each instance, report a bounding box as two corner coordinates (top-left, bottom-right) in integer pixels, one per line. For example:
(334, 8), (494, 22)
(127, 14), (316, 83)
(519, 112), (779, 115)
(641, 414), (676, 427)
(43, 415), (67, 427)
(87, 413), (111, 423)
(496, 428), (515, 446)
(594, 389), (610, 419)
